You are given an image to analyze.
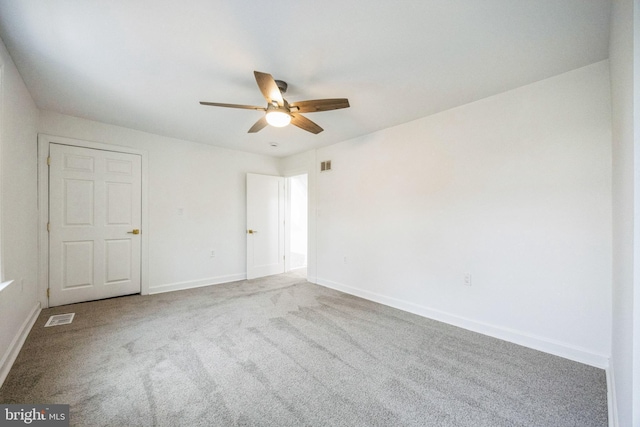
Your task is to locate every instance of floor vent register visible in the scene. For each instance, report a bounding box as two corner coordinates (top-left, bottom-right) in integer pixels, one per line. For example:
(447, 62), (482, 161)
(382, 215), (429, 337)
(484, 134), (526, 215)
(44, 313), (75, 327)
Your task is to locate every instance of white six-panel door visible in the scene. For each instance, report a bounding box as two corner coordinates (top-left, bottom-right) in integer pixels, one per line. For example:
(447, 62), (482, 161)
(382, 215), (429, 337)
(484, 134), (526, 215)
(247, 173), (285, 280)
(49, 144), (142, 306)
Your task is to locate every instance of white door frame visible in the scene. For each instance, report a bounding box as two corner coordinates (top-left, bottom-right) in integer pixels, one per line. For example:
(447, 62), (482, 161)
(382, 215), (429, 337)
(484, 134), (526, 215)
(284, 172), (308, 273)
(282, 165), (314, 281)
(38, 134), (149, 308)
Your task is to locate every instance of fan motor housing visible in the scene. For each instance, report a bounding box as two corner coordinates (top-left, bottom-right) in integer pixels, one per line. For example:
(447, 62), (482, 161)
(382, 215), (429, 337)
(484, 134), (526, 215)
(275, 80), (288, 94)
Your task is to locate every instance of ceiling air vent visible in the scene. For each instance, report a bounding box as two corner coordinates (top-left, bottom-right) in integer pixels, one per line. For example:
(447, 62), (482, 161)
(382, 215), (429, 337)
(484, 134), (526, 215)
(320, 160), (332, 172)
(45, 313), (75, 327)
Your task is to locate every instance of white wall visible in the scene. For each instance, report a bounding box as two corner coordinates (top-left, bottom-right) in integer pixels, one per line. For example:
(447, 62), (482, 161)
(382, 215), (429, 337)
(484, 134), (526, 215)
(39, 111), (280, 294)
(288, 61), (612, 367)
(0, 37), (40, 385)
(609, 0), (639, 424)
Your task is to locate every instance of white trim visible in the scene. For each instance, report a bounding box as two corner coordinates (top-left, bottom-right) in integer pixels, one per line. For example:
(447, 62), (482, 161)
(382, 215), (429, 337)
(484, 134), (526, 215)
(316, 277), (611, 369)
(284, 172), (309, 274)
(0, 302), (40, 388)
(0, 64), (4, 281)
(607, 364), (619, 427)
(280, 155), (317, 283)
(284, 176), (291, 272)
(310, 151), (317, 284)
(148, 273), (246, 295)
(37, 136), (49, 307)
(37, 134), (150, 308)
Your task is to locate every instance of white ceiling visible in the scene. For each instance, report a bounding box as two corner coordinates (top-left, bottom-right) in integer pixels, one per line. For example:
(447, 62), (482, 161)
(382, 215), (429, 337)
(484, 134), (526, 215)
(0, 1), (611, 157)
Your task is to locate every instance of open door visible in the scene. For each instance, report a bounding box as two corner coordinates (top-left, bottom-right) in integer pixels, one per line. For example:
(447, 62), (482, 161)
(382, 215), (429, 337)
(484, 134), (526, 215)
(246, 173), (285, 279)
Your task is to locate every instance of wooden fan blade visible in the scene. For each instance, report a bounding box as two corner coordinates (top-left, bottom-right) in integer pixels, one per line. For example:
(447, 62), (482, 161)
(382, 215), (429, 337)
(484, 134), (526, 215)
(248, 116), (268, 133)
(254, 71), (284, 107)
(200, 101), (265, 111)
(289, 98), (350, 113)
(290, 114), (323, 134)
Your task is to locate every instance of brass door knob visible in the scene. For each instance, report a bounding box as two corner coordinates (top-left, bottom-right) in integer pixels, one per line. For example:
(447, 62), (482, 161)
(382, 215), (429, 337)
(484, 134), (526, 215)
(127, 229), (140, 235)
(247, 229), (258, 234)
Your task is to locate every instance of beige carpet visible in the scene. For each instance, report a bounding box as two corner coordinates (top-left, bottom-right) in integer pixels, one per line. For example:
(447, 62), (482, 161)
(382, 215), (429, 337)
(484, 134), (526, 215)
(0, 272), (608, 426)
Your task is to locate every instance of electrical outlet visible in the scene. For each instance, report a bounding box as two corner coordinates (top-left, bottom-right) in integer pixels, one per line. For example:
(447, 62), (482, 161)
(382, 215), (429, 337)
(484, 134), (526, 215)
(464, 273), (472, 286)
(210, 250), (216, 258)
(343, 256), (348, 264)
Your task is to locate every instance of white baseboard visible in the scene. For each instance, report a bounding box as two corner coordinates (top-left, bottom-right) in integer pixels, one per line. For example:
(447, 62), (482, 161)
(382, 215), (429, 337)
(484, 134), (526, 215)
(148, 273), (247, 295)
(606, 364), (619, 427)
(0, 302), (41, 388)
(316, 277), (610, 369)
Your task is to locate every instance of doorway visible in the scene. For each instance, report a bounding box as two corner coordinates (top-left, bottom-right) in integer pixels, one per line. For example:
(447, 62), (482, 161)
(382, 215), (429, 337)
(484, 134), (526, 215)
(287, 174), (308, 275)
(38, 134), (149, 309)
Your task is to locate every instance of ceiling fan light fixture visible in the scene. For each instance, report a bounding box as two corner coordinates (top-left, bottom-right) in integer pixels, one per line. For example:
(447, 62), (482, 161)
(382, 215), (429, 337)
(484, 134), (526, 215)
(265, 109), (291, 127)
(200, 71), (349, 134)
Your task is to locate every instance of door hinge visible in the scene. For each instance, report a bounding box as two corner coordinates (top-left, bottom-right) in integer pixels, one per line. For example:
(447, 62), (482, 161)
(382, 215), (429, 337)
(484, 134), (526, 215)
(47, 156), (51, 166)
(46, 288), (50, 298)
(47, 222), (50, 232)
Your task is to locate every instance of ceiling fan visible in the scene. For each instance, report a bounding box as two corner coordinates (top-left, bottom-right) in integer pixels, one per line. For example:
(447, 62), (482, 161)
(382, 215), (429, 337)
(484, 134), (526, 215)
(200, 71), (350, 134)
